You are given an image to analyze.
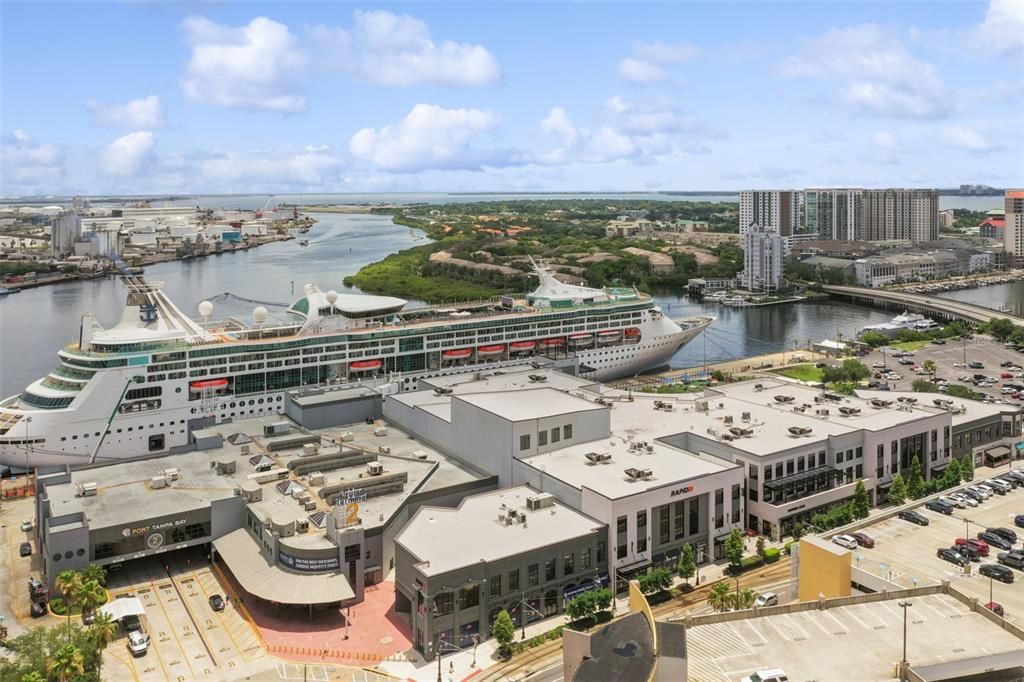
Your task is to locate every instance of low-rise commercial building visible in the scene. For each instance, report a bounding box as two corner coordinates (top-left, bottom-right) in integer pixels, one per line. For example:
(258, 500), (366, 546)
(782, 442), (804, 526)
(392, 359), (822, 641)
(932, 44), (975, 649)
(621, 247), (674, 274)
(395, 486), (607, 659)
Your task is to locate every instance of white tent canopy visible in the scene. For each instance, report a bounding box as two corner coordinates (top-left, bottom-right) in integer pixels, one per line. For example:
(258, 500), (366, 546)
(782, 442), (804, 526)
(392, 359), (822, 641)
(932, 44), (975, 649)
(99, 596), (145, 621)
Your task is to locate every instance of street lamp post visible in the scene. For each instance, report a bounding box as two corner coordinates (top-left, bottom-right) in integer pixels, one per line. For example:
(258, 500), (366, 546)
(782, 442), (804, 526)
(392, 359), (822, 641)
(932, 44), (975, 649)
(899, 600), (913, 677)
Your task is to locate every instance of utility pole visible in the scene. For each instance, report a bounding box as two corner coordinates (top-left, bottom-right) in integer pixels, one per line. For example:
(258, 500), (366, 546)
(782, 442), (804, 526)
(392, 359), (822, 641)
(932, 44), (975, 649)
(899, 600), (913, 678)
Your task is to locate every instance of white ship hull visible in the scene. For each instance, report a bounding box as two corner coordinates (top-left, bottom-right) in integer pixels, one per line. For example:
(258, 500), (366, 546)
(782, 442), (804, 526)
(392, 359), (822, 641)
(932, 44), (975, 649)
(0, 273), (711, 469)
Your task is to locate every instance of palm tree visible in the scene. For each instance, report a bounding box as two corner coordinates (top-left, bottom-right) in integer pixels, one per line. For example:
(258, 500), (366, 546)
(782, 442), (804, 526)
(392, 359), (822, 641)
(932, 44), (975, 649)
(81, 563), (107, 588)
(54, 569), (82, 637)
(47, 643), (84, 682)
(75, 578), (106, 624)
(707, 582), (731, 612)
(89, 611), (119, 677)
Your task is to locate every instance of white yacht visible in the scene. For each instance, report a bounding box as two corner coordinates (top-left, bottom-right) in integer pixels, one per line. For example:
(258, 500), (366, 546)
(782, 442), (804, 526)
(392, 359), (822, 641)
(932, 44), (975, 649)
(0, 267), (711, 469)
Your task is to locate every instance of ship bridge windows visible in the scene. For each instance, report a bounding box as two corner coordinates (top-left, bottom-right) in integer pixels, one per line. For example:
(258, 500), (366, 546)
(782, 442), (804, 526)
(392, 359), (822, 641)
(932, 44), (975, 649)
(19, 392), (74, 409)
(53, 366), (95, 381)
(60, 356), (128, 370)
(153, 351), (186, 363)
(41, 377), (84, 392)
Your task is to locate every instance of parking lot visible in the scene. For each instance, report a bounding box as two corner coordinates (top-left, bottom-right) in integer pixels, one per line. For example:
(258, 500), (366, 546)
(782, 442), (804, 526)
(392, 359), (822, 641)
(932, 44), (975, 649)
(862, 335), (1024, 403)
(102, 547), (266, 682)
(845, 473), (1024, 622)
(685, 592), (1024, 681)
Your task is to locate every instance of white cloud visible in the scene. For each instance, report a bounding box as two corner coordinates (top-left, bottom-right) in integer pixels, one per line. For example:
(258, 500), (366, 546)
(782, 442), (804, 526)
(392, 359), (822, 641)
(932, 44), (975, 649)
(308, 10), (500, 86)
(617, 40), (699, 83)
(101, 131), (156, 177)
(180, 16), (307, 113)
(198, 146), (343, 186)
(721, 166), (807, 182)
(971, 0), (1024, 57)
(349, 104), (501, 172)
(941, 126), (999, 153)
(779, 24), (951, 119)
(86, 95), (165, 129)
(0, 130), (65, 194)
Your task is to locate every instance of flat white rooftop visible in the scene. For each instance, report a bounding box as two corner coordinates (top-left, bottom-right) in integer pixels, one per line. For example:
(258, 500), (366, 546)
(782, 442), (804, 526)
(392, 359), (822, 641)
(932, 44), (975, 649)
(396, 486), (604, 577)
(455, 387), (606, 422)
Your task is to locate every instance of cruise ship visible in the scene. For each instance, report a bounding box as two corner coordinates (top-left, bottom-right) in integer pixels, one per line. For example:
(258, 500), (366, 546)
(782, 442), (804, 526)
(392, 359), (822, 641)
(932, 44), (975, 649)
(0, 267), (710, 469)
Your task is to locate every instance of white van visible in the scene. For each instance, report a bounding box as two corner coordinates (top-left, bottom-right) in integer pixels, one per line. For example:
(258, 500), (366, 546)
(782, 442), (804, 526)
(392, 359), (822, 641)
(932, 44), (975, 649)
(127, 630), (150, 657)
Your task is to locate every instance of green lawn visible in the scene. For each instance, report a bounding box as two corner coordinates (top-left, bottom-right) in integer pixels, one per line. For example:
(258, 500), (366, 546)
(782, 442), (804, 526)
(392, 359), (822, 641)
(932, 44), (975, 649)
(889, 340), (931, 351)
(774, 364), (824, 382)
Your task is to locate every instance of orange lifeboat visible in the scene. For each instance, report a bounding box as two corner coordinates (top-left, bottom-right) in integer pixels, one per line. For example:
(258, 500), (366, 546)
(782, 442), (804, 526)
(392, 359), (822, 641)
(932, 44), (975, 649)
(510, 341), (536, 352)
(540, 338), (566, 347)
(442, 348), (473, 359)
(477, 344), (505, 355)
(350, 359), (382, 371)
(189, 378), (229, 391)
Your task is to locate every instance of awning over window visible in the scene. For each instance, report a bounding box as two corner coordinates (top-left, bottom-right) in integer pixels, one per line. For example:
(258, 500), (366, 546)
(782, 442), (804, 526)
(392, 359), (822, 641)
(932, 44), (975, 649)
(985, 445), (1011, 462)
(563, 574), (610, 601)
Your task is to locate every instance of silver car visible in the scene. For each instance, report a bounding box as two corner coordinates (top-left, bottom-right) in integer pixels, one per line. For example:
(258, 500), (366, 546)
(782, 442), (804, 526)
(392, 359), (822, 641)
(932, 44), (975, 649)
(832, 535), (859, 550)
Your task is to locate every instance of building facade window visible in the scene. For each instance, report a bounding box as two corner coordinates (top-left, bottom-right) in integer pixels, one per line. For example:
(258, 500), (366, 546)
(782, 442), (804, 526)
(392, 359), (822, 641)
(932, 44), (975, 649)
(490, 575), (502, 598)
(545, 559), (556, 581)
(528, 563), (539, 587)
(580, 548), (591, 571)
(519, 434), (531, 451)
(563, 553), (574, 575)
(637, 511), (648, 553)
(564, 424), (573, 439)
(509, 568), (520, 592)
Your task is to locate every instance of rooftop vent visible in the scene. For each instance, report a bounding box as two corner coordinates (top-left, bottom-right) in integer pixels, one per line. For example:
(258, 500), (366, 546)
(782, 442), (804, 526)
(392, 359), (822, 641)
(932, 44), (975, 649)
(788, 426), (813, 436)
(754, 383), (764, 392)
(822, 393), (843, 402)
(741, 412), (751, 422)
(526, 493), (556, 511)
(724, 415), (734, 425)
(585, 451), (612, 464)
(838, 406), (861, 415)
(729, 426), (753, 437)
(815, 408), (830, 416)
(774, 395), (795, 403)
(624, 467), (652, 480)
(367, 462), (384, 476)
(76, 482), (98, 497)
(378, 445), (391, 454)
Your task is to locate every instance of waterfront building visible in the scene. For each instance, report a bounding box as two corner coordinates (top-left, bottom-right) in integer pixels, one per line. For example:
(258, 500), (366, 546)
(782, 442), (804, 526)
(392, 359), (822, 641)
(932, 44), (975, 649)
(860, 188), (939, 243)
(739, 225), (784, 293)
(395, 486), (607, 658)
(805, 189), (863, 241)
(853, 248), (998, 287)
(49, 211), (82, 257)
(739, 190), (800, 236)
(1003, 189), (1024, 267)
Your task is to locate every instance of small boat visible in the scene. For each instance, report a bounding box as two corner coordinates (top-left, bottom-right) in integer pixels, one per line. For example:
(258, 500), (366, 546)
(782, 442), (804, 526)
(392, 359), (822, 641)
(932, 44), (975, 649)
(299, 239), (309, 246)
(0, 287), (17, 296)
(569, 333), (594, 347)
(624, 328), (641, 338)
(442, 348), (473, 359)
(350, 359), (382, 371)
(189, 378), (229, 393)
(597, 330), (622, 343)
(477, 344), (505, 355)
(510, 341), (536, 352)
(539, 338), (566, 347)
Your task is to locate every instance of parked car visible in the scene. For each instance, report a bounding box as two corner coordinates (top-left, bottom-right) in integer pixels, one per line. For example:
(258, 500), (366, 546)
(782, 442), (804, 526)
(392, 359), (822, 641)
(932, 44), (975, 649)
(985, 602), (1005, 617)
(848, 532), (875, 548)
(122, 615), (142, 633)
(960, 488), (984, 503)
(899, 358), (915, 366)
(1014, 514), (1024, 528)
(980, 563), (1015, 583)
(989, 527), (1019, 544)
(971, 484), (994, 498)
(127, 630), (150, 657)
(899, 510), (929, 526)
(1002, 372), (1015, 379)
(948, 493), (977, 508)
(937, 547), (969, 567)
(939, 495), (965, 509)
(955, 537), (990, 556)
(997, 551), (1024, 569)
(19, 542), (31, 557)
(993, 476), (1019, 489)
(931, 339), (946, 345)
(209, 594), (225, 612)
(979, 531), (1013, 551)
(20, 519), (32, 532)
(30, 602), (47, 618)
(1003, 471), (1024, 484)
(969, 361), (985, 369)
(832, 535), (859, 550)
(986, 479), (1012, 494)
(742, 669), (789, 682)
(925, 499), (954, 515)
(873, 362), (886, 369)
(754, 591), (779, 607)
(955, 543), (982, 561)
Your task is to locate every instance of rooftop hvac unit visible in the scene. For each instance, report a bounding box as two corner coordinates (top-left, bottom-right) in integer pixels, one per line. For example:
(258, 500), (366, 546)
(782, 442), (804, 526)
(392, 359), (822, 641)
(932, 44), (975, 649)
(77, 482), (98, 497)
(774, 395), (794, 403)
(721, 433), (735, 441)
(724, 415), (734, 425)
(823, 393), (843, 402)
(378, 445), (391, 454)
(528, 374), (548, 382)
(741, 411), (751, 422)
(367, 462), (385, 476)
(933, 398), (953, 407)
(793, 406), (806, 413)
(838, 406), (861, 415)
(162, 468), (180, 481)
(870, 399), (893, 408)
(296, 519), (309, 534)
(308, 472), (326, 486)
(338, 431), (355, 442)
(240, 444), (250, 455)
(303, 443), (319, 457)
(233, 487), (241, 496)
(754, 383), (764, 392)
(695, 400), (709, 412)
(151, 476), (168, 489)
(585, 452), (612, 464)
(433, 387), (454, 395)
(412, 450), (429, 459)
(526, 493), (556, 511)
(729, 426), (753, 437)
(264, 421), (291, 437)
(897, 396), (918, 404)
(374, 427), (388, 437)
(788, 426), (813, 436)
(816, 408), (830, 416)
(624, 467), (652, 480)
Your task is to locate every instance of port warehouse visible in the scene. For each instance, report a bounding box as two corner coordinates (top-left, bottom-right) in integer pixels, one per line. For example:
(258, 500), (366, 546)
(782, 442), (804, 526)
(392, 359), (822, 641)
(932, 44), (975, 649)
(26, 363), (1023, 656)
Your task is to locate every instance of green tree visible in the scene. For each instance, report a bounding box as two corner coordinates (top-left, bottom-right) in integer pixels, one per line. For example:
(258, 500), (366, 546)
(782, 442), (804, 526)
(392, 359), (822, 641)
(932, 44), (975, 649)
(637, 567), (673, 595)
(591, 588), (613, 612)
(942, 458), (962, 490)
(888, 473), (908, 506)
(47, 643), (84, 682)
(907, 455), (924, 499)
(20, 672), (45, 682)
(755, 536), (766, 559)
(677, 544), (696, 585)
(81, 564), (107, 588)
(725, 528), (745, 573)
(88, 610), (119, 678)
(708, 582), (731, 612)
(792, 522), (805, 541)
(960, 455), (975, 482)
(731, 588), (757, 610)
(74, 578), (106, 624)
(852, 480), (870, 519)
(55, 569), (82, 637)
(564, 592), (596, 622)
(922, 359), (937, 379)
(860, 332), (890, 348)
(987, 318), (1016, 342)
(492, 609), (515, 657)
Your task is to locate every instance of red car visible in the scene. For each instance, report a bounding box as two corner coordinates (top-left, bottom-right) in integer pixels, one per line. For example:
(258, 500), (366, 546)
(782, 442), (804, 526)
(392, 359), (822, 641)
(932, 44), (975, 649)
(848, 532), (875, 548)
(1002, 372), (1014, 379)
(955, 537), (990, 556)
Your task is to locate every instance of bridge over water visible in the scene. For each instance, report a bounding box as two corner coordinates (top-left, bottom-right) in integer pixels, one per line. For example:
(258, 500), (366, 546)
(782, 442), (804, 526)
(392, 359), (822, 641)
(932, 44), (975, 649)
(820, 284), (1024, 327)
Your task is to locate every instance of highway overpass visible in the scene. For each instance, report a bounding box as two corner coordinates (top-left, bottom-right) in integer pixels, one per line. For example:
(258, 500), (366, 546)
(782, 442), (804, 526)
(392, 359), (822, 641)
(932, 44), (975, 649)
(820, 284), (1024, 327)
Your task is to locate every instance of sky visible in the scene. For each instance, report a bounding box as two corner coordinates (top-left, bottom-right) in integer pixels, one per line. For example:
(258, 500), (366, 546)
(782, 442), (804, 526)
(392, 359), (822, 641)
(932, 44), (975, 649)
(1, 0), (1022, 196)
